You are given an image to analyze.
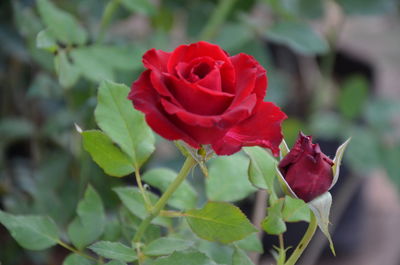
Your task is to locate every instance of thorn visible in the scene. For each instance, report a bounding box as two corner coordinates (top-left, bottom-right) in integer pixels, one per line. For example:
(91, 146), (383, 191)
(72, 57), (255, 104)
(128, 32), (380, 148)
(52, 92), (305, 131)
(74, 123), (83, 133)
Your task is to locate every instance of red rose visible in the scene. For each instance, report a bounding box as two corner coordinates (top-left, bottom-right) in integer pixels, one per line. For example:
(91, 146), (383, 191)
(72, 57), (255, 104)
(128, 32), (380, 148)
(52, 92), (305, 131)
(278, 132), (334, 202)
(128, 41), (286, 155)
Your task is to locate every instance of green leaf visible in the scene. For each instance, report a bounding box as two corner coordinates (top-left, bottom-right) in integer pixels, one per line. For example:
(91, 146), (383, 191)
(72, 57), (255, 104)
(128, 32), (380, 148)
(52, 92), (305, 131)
(308, 192), (335, 255)
(105, 261), (127, 265)
(261, 199), (286, 235)
(89, 241), (137, 262)
(244, 146), (277, 192)
(336, 0), (395, 15)
(70, 47), (114, 82)
(282, 196), (310, 222)
(185, 202), (257, 244)
(120, 0), (156, 15)
(63, 254), (93, 265)
(236, 233), (263, 253)
(143, 237), (194, 256)
(113, 186), (171, 227)
(37, 0), (87, 45)
(36, 29), (57, 52)
(142, 168), (197, 210)
(0, 210), (59, 250)
(95, 81), (155, 169)
(54, 50), (80, 88)
(197, 240), (233, 264)
(153, 250), (218, 265)
(102, 218), (122, 242)
(67, 186), (105, 250)
(82, 130), (135, 177)
(206, 153), (256, 202)
(232, 247), (255, 265)
(266, 21), (328, 55)
(339, 76), (368, 120)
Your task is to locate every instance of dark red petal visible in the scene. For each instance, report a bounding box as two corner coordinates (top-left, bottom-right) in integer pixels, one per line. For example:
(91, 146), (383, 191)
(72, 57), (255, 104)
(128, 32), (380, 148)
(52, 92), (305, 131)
(228, 53), (267, 109)
(160, 93), (256, 129)
(142, 49), (171, 72)
(149, 70), (183, 107)
(128, 70), (199, 148)
(175, 58), (222, 91)
(284, 153), (333, 202)
(212, 101), (287, 156)
(167, 41), (235, 92)
(164, 74), (234, 115)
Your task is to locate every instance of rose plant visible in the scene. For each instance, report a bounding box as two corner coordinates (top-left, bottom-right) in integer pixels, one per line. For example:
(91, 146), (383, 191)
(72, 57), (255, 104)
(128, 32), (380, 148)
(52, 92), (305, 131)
(0, 41), (349, 265)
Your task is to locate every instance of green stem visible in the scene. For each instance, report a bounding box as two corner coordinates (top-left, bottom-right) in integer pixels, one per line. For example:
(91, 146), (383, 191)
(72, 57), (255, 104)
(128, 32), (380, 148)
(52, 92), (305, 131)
(97, 0), (121, 43)
(199, 0), (237, 41)
(135, 168), (152, 211)
(277, 234), (285, 265)
(58, 240), (100, 262)
(133, 156), (197, 242)
(284, 212), (318, 265)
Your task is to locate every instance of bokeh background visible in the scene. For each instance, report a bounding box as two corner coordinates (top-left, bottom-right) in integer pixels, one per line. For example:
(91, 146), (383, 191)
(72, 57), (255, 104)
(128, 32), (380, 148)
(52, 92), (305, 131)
(1, 0), (400, 264)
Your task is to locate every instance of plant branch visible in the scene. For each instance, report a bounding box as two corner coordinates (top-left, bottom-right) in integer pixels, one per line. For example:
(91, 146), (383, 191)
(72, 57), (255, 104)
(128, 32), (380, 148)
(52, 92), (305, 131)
(57, 240), (100, 262)
(134, 168), (152, 211)
(284, 212), (318, 265)
(132, 156), (197, 243)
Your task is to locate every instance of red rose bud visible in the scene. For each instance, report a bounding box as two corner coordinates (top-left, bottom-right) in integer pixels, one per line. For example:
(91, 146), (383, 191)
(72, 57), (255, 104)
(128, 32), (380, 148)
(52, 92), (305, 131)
(278, 132), (334, 202)
(128, 41), (286, 156)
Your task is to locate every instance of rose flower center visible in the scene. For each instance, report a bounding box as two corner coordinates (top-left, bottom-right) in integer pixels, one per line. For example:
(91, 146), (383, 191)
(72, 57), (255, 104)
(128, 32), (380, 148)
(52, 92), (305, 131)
(192, 62), (212, 79)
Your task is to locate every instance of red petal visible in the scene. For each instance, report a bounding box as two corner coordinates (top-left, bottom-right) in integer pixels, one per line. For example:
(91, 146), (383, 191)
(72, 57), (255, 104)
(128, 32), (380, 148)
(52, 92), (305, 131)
(160, 93), (256, 128)
(164, 74), (234, 115)
(229, 53), (267, 108)
(212, 101), (287, 155)
(143, 48), (171, 72)
(167, 41), (235, 92)
(128, 70), (199, 148)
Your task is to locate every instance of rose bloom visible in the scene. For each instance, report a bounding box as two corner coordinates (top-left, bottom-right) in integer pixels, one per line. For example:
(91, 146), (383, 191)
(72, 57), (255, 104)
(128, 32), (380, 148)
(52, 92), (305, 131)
(278, 132), (334, 202)
(129, 41), (286, 155)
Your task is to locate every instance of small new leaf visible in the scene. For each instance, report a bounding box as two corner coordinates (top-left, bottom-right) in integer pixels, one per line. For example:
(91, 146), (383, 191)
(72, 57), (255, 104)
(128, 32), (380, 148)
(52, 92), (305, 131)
(262, 199), (286, 235)
(282, 196), (310, 223)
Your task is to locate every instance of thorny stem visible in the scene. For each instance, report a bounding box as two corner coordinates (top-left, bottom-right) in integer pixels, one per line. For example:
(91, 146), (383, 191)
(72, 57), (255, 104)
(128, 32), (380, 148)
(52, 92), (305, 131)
(284, 212), (318, 265)
(132, 156), (197, 243)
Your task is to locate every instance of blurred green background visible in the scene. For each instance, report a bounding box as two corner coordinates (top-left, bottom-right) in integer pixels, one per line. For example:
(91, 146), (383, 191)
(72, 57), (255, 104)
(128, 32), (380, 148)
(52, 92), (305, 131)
(1, 0), (400, 264)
